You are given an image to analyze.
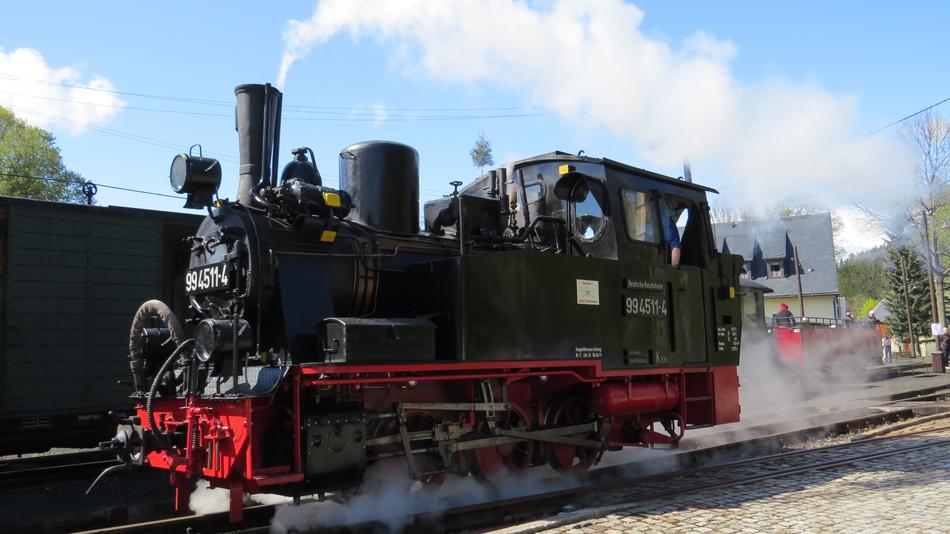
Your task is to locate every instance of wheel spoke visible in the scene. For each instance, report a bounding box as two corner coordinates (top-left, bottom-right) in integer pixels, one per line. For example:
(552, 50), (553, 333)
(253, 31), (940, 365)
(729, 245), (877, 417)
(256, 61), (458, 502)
(545, 393), (602, 473)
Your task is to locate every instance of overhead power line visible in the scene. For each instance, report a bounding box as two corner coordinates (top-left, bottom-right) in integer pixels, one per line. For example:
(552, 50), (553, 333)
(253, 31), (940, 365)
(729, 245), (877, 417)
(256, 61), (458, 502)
(0, 90), (547, 121)
(0, 171), (182, 200)
(0, 73), (233, 107)
(0, 73), (550, 114)
(3, 104), (239, 162)
(868, 95), (950, 135)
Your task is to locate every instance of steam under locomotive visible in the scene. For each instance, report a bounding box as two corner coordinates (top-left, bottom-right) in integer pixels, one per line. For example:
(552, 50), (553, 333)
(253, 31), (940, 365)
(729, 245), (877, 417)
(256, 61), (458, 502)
(102, 83), (745, 521)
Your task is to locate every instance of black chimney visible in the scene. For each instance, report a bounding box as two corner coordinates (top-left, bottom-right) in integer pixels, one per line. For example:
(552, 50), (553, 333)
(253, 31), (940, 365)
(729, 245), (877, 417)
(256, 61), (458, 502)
(235, 83), (282, 206)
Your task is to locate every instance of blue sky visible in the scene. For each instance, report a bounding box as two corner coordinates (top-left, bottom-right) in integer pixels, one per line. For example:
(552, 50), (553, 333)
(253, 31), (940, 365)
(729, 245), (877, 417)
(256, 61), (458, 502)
(1, 1), (948, 251)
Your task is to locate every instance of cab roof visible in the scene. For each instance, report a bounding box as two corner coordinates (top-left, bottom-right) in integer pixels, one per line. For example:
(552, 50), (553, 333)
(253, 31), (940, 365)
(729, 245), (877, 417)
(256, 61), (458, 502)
(513, 151), (719, 195)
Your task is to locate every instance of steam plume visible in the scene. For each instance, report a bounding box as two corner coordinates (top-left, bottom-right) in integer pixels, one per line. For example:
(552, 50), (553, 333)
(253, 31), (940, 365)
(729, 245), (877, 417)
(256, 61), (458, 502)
(277, 0), (914, 211)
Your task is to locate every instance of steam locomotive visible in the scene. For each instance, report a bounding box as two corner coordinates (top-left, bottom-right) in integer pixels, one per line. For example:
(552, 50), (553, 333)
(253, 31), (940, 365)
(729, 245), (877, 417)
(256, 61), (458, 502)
(102, 83), (744, 521)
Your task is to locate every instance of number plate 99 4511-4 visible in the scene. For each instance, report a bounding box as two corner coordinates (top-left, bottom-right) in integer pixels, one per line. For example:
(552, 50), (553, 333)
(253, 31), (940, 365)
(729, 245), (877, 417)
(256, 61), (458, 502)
(185, 262), (231, 294)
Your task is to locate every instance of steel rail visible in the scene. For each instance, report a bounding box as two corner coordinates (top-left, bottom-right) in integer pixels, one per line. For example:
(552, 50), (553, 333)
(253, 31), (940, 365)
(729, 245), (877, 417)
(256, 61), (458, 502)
(72, 415), (950, 534)
(0, 459), (120, 489)
(0, 449), (115, 471)
(496, 429), (950, 533)
(337, 422), (950, 534)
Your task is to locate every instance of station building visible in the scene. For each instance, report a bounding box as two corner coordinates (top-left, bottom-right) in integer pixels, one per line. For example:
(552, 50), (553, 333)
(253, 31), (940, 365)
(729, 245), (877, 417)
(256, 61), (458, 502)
(713, 213), (841, 319)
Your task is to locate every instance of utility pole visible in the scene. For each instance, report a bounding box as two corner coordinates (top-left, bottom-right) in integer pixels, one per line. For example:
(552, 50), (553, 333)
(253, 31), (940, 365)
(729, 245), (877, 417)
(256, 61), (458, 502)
(920, 210), (939, 323)
(794, 245), (805, 318)
(899, 253), (918, 358)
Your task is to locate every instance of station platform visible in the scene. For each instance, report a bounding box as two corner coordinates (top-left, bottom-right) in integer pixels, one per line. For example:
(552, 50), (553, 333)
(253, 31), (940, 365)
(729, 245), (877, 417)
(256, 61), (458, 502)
(685, 364), (950, 449)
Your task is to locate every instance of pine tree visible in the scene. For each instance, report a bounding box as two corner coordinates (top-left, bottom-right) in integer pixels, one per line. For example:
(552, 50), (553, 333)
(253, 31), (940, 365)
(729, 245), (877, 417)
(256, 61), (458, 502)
(469, 133), (494, 178)
(883, 245), (931, 344)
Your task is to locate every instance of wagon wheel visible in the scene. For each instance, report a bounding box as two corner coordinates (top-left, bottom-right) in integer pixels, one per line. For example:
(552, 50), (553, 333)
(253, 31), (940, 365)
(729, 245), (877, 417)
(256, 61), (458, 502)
(544, 393), (603, 473)
(469, 405), (534, 479)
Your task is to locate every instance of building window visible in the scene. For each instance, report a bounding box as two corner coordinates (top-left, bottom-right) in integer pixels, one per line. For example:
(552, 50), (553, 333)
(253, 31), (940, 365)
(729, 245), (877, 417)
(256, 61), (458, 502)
(768, 261), (783, 278)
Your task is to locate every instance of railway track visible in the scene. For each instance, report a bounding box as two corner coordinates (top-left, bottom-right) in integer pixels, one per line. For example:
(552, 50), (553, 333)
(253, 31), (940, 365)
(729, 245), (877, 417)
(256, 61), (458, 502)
(0, 450), (119, 489)
(71, 409), (950, 534)
(865, 361), (929, 382)
(9, 385), (947, 533)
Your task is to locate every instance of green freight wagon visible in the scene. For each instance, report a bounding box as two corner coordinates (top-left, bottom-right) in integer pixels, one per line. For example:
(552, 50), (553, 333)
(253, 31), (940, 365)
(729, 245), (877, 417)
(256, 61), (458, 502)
(0, 196), (200, 454)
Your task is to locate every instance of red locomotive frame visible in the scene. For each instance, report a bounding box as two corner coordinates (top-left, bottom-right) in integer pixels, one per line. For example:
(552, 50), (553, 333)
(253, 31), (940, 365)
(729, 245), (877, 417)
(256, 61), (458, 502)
(140, 360), (738, 522)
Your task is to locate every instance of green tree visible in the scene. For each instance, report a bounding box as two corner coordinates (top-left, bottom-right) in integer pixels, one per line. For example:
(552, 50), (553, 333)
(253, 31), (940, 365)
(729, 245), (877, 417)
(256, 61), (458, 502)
(469, 133), (494, 177)
(837, 247), (887, 306)
(0, 106), (88, 203)
(858, 298), (878, 318)
(883, 245), (931, 347)
(898, 112), (950, 326)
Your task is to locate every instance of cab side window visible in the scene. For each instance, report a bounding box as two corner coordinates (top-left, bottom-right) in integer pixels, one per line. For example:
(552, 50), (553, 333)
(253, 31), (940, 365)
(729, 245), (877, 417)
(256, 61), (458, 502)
(664, 196), (708, 267)
(621, 190), (660, 243)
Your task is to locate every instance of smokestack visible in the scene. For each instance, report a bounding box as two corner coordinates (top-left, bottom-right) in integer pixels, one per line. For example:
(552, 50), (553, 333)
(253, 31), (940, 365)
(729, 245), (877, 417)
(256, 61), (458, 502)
(235, 83), (282, 206)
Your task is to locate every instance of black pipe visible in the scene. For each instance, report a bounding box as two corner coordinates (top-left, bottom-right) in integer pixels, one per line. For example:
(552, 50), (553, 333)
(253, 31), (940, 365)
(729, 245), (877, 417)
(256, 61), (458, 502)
(232, 312), (240, 391)
(271, 92), (283, 187)
(146, 339), (195, 453)
(517, 168), (531, 230)
(260, 86), (272, 191)
(498, 167), (511, 228)
(235, 84), (282, 206)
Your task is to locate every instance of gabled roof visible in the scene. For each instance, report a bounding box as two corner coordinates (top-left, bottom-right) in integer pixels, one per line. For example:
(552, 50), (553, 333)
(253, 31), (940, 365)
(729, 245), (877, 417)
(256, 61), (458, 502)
(714, 213), (839, 298)
(870, 299), (891, 322)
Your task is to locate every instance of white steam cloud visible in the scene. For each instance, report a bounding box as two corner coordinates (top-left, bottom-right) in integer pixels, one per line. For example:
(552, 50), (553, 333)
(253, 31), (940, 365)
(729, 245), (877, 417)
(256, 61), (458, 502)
(277, 0), (914, 210)
(0, 47), (125, 133)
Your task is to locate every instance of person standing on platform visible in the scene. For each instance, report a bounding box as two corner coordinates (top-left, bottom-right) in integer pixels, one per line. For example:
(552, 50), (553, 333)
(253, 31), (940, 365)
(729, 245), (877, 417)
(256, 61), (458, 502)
(844, 310), (855, 327)
(773, 303), (794, 326)
(941, 327), (950, 369)
(882, 335), (892, 364)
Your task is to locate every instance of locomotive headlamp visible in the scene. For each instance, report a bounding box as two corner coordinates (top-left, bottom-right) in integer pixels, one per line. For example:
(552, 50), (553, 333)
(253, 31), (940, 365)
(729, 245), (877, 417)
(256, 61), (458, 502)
(194, 318), (252, 362)
(170, 153), (222, 209)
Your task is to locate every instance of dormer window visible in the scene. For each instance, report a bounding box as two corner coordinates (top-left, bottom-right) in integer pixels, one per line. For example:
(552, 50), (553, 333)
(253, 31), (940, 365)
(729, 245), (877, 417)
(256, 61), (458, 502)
(768, 261), (784, 279)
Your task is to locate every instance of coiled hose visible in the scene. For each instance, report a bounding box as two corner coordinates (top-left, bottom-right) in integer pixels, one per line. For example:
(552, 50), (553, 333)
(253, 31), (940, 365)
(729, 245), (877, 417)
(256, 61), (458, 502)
(128, 300), (185, 392)
(146, 338), (195, 453)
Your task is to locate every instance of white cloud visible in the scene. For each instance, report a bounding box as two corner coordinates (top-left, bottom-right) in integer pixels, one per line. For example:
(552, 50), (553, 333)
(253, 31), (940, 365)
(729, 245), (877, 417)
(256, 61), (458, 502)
(277, 0), (915, 210)
(0, 47), (125, 133)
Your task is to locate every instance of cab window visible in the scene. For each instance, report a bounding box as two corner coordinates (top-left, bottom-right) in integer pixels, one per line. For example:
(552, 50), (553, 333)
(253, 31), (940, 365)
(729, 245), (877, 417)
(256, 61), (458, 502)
(573, 180), (607, 241)
(663, 195), (708, 267)
(621, 190), (660, 243)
